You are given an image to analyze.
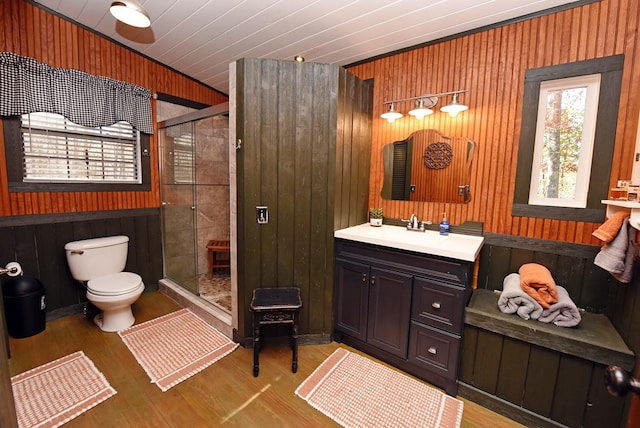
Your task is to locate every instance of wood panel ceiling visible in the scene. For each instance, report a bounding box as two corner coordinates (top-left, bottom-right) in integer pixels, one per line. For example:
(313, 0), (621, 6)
(32, 0), (580, 94)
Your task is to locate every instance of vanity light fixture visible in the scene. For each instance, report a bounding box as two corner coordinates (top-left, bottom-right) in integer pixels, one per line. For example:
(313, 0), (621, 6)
(440, 93), (469, 117)
(110, 0), (151, 28)
(408, 97), (436, 119)
(380, 103), (403, 123)
(381, 90), (468, 121)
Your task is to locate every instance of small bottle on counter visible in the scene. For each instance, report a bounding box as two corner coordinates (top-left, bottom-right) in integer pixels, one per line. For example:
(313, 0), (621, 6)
(440, 212), (450, 236)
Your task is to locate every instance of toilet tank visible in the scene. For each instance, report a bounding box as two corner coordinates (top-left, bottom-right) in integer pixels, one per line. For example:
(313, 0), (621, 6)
(65, 235), (129, 281)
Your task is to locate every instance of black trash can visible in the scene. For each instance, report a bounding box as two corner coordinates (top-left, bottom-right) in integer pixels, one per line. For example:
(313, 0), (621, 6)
(2, 275), (46, 338)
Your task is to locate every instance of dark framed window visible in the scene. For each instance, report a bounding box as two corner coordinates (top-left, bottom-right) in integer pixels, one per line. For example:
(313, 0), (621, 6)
(512, 55), (624, 222)
(3, 114), (151, 192)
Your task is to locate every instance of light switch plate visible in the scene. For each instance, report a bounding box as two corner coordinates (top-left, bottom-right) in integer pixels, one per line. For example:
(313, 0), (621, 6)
(256, 206), (268, 224)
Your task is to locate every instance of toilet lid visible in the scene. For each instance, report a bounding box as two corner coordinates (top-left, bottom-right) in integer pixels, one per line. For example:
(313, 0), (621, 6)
(88, 272), (142, 296)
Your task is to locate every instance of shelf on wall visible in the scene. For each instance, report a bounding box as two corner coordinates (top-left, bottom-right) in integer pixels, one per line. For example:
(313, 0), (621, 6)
(601, 199), (640, 230)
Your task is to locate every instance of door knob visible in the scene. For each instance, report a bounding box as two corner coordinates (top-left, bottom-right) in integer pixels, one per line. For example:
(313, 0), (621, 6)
(605, 365), (640, 396)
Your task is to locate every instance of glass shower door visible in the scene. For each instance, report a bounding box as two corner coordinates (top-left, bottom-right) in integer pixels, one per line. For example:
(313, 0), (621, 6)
(159, 122), (198, 294)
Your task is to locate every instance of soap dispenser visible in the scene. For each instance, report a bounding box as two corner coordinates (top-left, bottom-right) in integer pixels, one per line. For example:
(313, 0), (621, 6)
(440, 212), (450, 236)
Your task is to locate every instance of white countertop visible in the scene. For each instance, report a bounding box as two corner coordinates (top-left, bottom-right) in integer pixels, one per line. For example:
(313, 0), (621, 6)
(334, 223), (484, 262)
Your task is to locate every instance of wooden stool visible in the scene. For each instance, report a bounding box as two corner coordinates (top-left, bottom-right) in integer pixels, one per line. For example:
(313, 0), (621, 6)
(206, 240), (230, 279)
(250, 287), (302, 377)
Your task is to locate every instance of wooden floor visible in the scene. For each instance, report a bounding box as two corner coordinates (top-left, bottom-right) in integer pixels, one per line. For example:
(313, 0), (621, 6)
(7, 291), (523, 427)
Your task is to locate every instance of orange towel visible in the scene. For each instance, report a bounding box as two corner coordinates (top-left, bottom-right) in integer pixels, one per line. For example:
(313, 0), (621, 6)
(592, 211), (629, 243)
(519, 263), (558, 309)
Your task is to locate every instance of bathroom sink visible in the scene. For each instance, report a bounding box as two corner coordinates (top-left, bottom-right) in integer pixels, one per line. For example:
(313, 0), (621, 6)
(334, 223), (484, 261)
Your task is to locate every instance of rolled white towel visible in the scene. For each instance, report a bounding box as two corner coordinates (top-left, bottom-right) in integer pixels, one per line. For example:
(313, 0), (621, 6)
(538, 285), (581, 327)
(497, 273), (543, 320)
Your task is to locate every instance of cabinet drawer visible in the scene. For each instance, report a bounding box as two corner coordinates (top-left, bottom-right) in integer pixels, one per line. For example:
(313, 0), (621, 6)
(409, 322), (460, 381)
(412, 277), (464, 334)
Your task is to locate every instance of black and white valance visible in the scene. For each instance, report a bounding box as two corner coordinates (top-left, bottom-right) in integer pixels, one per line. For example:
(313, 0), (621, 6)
(0, 52), (153, 134)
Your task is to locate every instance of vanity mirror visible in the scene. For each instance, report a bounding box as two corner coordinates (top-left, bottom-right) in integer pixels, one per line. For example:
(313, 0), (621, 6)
(381, 129), (476, 203)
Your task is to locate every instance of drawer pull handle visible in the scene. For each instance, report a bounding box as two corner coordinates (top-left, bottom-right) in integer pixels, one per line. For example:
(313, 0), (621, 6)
(431, 302), (441, 309)
(370, 275), (376, 286)
(428, 347), (437, 355)
(361, 273), (367, 283)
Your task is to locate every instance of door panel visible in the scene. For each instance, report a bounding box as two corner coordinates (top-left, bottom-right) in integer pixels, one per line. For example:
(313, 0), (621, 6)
(159, 124), (198, 293)
(334, 258), (370, 341)
(367, 266), (412, 358)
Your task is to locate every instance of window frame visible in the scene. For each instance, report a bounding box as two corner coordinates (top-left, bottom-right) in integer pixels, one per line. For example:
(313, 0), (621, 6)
(512, 55), (624, 222)
(3, 115), (151, 192)
(528, 74), (601, 208)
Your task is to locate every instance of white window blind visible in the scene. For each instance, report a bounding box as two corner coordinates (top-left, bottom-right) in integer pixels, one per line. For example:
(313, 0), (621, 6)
(20, 112), (141, 184)
(172, 133), (194, 184)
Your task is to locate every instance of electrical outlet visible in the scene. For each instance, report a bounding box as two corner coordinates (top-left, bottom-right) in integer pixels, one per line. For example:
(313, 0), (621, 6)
(256, 206), (268, 224)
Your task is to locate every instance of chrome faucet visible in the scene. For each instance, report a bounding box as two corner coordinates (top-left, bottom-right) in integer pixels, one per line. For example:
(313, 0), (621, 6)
(409, 214), (417, 228)
(402, 214), (425, 231)
(401, 214), (434, 232)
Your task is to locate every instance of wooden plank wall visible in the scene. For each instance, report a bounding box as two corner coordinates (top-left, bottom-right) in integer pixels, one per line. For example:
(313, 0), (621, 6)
(476, 234), (611, 312)
(347, 0), (640, 245)
(0, 0), (227, 217)
(235, 59), (372, 340)
(0, 210), (163, 315)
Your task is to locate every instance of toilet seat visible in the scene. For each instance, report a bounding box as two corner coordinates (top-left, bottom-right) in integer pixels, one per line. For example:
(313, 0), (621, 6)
(88, 272), (142, 296)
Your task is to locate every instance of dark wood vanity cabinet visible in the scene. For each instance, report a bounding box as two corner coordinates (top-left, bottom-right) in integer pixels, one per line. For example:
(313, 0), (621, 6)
(334, 258), (412, 358)
(333, 239), (473, 395)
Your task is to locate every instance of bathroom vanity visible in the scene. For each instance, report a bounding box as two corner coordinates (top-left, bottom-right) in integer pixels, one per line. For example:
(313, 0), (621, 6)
(333, 223), (483, 395)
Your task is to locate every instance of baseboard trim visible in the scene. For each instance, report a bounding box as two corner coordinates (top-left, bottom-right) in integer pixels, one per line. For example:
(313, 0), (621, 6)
(457, 382), (566, 428)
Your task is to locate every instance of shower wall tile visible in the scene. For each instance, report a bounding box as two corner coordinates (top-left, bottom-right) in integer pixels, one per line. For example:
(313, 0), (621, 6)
(162, 185), (194, 206)
(196, 134), (229, 185)
(196, 186), (229, 225)
(157, 101), (196, 122)
(196, 160), (229, 185)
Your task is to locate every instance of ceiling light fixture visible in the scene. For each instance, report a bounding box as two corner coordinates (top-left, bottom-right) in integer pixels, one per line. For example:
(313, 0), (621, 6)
(294, 55), (305, 62)
(381, 90), (468, 121)
(380, 103), (403, 123)
(110, 0), (151, 28)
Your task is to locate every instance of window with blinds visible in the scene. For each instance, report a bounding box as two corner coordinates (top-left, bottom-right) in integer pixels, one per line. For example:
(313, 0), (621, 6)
(20, 112), (141, 184)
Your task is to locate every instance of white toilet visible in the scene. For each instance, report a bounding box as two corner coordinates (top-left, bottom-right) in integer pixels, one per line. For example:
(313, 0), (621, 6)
(65, 235), (144, 332)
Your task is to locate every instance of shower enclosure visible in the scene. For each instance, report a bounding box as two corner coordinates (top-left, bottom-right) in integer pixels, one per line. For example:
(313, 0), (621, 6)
(157, 103), (231, 316)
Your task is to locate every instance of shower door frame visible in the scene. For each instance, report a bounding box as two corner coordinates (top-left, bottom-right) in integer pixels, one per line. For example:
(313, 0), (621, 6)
(158, 102), (230, 298)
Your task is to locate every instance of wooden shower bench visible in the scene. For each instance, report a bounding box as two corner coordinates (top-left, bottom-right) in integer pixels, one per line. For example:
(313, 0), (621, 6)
(206, 240), (230, 278)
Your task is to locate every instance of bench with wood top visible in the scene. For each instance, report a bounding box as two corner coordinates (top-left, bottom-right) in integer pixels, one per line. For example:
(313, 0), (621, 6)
(459, 234), (635, 428)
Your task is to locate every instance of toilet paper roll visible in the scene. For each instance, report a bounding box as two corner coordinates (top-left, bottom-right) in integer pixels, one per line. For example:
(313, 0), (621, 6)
(5, 262), (22, 277)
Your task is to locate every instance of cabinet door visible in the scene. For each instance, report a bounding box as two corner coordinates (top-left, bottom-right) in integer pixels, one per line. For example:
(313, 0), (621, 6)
(367, 266), (412, 358)
(334, 258), (370, 341)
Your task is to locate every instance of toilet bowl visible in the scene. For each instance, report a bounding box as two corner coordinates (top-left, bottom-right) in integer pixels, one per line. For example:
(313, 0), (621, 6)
(65, 236), (144, 332)
(86, 272), (145, 332)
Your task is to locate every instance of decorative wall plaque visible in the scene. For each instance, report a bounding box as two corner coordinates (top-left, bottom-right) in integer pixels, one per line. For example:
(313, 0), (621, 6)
(424, 141), (453, 169)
